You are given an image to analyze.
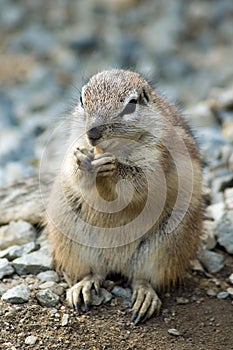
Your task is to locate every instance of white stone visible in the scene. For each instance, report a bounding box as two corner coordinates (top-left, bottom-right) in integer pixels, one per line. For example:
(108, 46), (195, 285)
(25, 335), (38, 345)
(206, 202), (225, 222)
(198, 249), (224, 274)
(202, 220), (217, 250)
(36, 288), (59, 307)
(61, 313), (69, 326)
(0, 258), (14, 279)
(12, 249), (52, 275)
(1, 284), (30, 304)
(37, 270), (59, 282)
(0, 242), (36, 261)
(229, 274), (233, 285)
(224, 188), (233, 210)
(0, 220), (36, 250)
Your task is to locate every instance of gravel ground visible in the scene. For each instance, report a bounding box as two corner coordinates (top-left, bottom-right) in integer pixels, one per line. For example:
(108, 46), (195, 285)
(0, 1), (233, 349)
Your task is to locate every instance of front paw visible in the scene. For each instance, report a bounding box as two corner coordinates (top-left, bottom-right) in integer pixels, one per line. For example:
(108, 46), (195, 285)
(74, 147), (94, 173)
(91, 152), (117, 177)
(66, 274), (102, 312)
(131, 280), (162, 325)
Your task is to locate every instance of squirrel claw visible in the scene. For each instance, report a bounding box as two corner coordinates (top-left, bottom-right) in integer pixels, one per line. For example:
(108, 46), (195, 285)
(66, 274), (103, 312)
(131, 281), (161, 325)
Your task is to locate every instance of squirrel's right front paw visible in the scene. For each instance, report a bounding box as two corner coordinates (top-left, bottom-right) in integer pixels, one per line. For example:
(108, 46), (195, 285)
(74, 147), (94, 173)
(66, 274), (102, 312)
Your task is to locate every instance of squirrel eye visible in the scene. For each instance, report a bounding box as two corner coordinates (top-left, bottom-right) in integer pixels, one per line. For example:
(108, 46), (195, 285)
(120, 99), (137, 117)
(80, 95), (84, 107)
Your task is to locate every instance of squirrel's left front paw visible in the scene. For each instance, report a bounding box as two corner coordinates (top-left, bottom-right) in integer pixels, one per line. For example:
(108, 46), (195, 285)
(91, 152), (117, 177)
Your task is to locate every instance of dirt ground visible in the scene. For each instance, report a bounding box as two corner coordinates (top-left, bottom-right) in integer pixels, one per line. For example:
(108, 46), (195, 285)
(0, 252), (232, 350)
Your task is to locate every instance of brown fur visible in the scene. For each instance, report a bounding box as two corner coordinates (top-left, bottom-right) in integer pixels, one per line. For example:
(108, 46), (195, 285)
(46, 69), (203, 309)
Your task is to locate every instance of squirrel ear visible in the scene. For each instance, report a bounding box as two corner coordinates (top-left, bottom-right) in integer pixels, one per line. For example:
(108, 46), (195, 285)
(80, 95), (84, 107)
(142, 88), (149, 103)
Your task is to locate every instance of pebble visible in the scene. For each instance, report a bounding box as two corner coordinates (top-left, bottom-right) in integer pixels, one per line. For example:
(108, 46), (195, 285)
(202, 220), (217, 250)
(198, 250), (224, 274)
(0, 283), (8, 296)
(224, 188), (233, 210)
(12, 249), (52, 275)
(198, 128), (227, 161)
(36, 288), (60, 307)
(61, 313), (69, 326)
(37, 270), (59, 282)
(176, 297), (189, 305)
(206, 202), (225, 223)
(0, 220), (36, 250)
(227, 288), (233, 298)
(216, 211), (233, 254)
(39, 281), (64, 296)
(91, 288), (112, 306)
(217, 291), (229, 300)
(0, 92), (16, 128)
(25, 335), (38, 345)
(1, 284), (30, 304)
(206, 289), (217, 297)
(168, 328), (181, 336)
(229, 274), (233, 285)
(111, 286), (132, 300)
(0, 258), (14, 279)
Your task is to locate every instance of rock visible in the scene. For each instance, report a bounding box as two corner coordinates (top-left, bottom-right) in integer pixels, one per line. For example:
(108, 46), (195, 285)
(12, 249), (52, 275)
(198, 128), (227, 161)
(216, 211), (233, 254)
(39, 281), (64, 296)
(25, 335), (38, 345)
(176, 297), (189, 305)
(206, 202), (225, 222)
(1, 284), (30, 304)
(36, 288), (60, 307)
(0, 242), (37, 261)
(211, 174), (233, 194)
(0, 92), (17, 128)
(0, 220), (36, 250)
(229, 153), (233, 172)
(0, 3), (24, 29)
(111, 286), (132, 300)
(9, 25), (58, 57)
(202, 220), (217, 250)
(61, 313), (69, 326)
(229, 274), (233, 285)
(37, 270), (59, 282)
(0, 283), (8, 296)
(91, 288), (112, 306)
(168, 328), (181, 336)
(0, 258), (14, 279)
(217, 291), (229, 300)
(198, 250), (224, 273)
(222, 120), (233, 142)
(227, 287), (233, 298)
(224, 188), (233, 210)
(0, 127), (35, 170)
(209, 87), (233, 111)
(206, 289), (217, 297)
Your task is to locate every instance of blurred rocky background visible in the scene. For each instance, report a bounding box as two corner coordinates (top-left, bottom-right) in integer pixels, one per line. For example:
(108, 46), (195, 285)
(0, 0), (233, 185)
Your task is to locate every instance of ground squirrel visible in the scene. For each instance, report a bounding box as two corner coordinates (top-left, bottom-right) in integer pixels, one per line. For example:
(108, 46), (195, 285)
(46, 69), (203, 324)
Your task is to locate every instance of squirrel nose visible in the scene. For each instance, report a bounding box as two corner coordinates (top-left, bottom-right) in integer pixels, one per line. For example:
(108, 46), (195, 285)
(87, 126), (102, 143)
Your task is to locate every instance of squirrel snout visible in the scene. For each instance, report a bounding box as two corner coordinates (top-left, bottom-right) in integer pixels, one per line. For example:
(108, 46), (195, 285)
(87, 126), (103, 144)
